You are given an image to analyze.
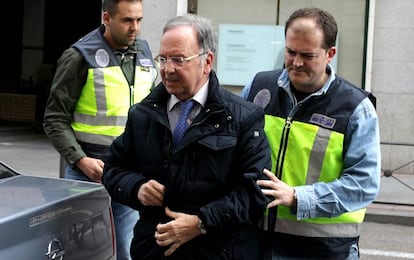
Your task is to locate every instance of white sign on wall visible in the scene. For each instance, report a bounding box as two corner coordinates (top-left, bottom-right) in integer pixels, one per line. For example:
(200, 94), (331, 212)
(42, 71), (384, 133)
(217, 24), (338, 86)
(217, 24), (285, 86)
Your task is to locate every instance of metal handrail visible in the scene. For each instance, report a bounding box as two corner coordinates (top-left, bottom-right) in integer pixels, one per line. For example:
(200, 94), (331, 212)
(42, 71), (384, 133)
(380, 141), (414, 191)
(380, 141), (414, 146)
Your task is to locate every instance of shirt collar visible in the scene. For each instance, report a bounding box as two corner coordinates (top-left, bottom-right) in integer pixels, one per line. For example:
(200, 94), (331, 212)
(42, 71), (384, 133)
(168, 80), (209, 111)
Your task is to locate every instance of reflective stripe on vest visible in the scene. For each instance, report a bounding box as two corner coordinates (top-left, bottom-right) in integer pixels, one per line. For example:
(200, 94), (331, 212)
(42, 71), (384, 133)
(262, 114), (366, 237)
(72, 65), (156, 145)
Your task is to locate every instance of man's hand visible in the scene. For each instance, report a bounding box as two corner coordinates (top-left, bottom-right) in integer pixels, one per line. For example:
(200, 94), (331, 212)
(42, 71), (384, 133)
(76, 157), (104, 183)
(257, 168), (296, 208)
(138, 179), (165, 206)
(155, 207), (202, 256)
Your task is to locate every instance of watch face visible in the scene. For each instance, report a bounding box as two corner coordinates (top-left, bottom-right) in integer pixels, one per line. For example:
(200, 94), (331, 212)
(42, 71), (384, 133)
(198, 220), (207, 234)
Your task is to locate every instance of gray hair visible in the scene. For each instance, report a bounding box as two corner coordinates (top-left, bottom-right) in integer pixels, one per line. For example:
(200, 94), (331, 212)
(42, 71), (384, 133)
(163, 13), (217, 54)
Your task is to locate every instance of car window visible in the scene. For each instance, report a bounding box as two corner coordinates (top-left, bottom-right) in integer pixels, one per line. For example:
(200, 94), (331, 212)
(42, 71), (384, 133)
(0, 161), (19, 179)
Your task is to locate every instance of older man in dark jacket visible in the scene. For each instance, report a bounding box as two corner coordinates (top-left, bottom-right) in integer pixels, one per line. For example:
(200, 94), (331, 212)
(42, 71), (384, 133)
(102, 14), (271, 260)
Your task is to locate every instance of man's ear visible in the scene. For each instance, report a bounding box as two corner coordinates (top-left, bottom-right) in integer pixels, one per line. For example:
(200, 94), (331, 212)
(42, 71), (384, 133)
(326, 47), (336, 64)
(102, 12), (110, 27)
(204, 52), (214, 74)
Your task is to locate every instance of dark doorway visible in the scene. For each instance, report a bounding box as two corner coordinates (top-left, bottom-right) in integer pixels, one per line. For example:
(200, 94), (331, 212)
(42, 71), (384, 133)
(44, 0), (101, 65)
(0, 0), (101, 93)
(1, 0), (24, 91)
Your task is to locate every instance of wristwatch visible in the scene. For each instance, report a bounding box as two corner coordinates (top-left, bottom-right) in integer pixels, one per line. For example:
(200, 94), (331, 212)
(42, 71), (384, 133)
(198, 219), (207, 234)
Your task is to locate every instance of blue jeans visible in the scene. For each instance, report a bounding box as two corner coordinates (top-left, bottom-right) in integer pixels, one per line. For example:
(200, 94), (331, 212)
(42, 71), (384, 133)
(65, 166), (139, 260)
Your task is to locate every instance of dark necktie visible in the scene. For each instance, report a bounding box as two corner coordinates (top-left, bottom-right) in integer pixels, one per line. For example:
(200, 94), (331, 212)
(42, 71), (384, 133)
(172, 100), (195, 145)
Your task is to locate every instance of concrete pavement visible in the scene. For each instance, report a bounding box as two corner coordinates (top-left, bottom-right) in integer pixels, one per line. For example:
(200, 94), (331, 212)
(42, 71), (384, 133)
(1, 122), (413, 226)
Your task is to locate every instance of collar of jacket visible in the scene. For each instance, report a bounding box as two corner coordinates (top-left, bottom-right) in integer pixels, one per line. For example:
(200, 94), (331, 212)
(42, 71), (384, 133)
(145, 71), (225, 109)
(142, 71), (232, 123)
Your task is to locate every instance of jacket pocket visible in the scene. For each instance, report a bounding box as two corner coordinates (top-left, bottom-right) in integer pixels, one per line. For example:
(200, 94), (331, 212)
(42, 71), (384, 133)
(187, 134), (237, 183)
(197, 134), (237, 150)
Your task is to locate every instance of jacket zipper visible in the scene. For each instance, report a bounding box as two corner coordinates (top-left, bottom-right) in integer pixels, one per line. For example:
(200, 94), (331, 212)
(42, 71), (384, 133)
(275, 116), (292, 178)
(130, 85), (134, 106)
(188, 107), (225, 129)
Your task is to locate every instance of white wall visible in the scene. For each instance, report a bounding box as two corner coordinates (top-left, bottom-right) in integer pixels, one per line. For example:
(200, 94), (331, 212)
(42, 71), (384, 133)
(373, 0), (414, 174)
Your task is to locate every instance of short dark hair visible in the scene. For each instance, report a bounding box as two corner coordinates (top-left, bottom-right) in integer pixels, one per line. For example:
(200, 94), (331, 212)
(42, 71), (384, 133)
(285, 7), (338, 49)
(102, 0), (142, 16)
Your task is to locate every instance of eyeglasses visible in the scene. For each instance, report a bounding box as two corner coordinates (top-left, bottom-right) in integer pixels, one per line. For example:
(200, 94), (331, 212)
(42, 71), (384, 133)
(154, 52), (207, 68)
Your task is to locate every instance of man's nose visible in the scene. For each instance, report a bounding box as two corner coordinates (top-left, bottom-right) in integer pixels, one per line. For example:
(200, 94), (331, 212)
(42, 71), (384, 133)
(163, 59), (176, 72)
(292, 55), (304, 67)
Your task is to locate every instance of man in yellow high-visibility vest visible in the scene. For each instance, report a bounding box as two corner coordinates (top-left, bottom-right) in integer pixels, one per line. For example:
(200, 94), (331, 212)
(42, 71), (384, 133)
(43, 1), (157, 259)
(241, 7), (381, 260)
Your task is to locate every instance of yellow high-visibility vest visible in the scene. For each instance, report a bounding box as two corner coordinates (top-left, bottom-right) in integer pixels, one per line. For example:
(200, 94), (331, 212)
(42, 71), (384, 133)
(70, 27), (157, 145)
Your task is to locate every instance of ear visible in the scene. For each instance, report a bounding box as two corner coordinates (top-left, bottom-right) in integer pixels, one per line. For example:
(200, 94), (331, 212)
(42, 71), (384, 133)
(204, 52), (214, 74)
(102, 12), (110, 26)
(326, 47), (336, 64)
